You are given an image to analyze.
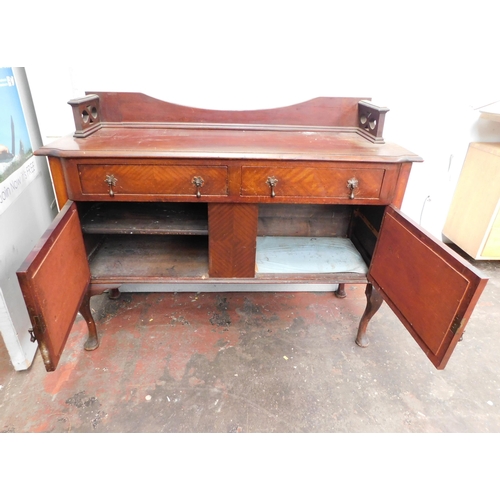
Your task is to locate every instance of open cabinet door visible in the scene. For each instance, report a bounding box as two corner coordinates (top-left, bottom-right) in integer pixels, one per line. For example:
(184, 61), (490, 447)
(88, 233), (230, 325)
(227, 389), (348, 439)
(369, 205), (488, 369)
(17, 201), (90, 372)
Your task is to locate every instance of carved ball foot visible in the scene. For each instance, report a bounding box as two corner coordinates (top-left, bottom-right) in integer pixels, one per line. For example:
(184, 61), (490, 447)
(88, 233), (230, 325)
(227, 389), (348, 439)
(84, 337), (99, 351)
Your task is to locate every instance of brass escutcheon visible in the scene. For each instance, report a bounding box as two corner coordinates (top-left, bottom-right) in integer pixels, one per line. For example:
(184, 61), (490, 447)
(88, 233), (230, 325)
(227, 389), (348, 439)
(105, 174), (117, 197)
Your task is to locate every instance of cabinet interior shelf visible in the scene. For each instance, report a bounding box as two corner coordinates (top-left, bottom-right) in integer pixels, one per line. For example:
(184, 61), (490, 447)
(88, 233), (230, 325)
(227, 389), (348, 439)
(87, 234), (368, 282)
(89, 234), (209, 279)
(81, 202), (208, 235)
(83, 201), (370, 282)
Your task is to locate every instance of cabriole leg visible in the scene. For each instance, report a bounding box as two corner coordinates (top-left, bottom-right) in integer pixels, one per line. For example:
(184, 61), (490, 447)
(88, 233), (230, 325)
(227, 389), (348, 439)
(335, 283), (347, 298)
(80, 291), (99, 351)
(108, 288), (121, 300)
(355, 283), (383, 348)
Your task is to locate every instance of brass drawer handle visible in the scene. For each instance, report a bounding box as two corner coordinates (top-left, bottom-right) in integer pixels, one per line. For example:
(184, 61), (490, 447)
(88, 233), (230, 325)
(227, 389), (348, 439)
(192, 176), (204, 198)
(105, 174), (117, 197)
(347, 177), (358, 199)
(266, 176), (278, 198)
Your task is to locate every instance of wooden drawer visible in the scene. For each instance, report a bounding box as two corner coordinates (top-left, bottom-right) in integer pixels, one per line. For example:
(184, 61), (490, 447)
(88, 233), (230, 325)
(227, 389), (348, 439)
(241, 165), (387, 201)
(77, 164), (228, 197)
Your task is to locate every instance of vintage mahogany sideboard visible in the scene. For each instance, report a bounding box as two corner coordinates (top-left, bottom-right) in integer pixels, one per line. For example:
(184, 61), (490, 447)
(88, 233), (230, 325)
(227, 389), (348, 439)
(17, 92), (488, 372)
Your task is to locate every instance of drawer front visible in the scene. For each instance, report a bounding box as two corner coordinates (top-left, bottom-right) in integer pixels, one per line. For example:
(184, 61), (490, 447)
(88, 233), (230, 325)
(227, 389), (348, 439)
(241, 166), (386, 200)
(77, 164), (228, 197)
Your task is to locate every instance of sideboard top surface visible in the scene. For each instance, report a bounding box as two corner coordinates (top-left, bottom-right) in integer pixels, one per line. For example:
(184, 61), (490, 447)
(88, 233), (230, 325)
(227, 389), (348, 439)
(37, 127), (422, 163)
(35, 93), (422, 163)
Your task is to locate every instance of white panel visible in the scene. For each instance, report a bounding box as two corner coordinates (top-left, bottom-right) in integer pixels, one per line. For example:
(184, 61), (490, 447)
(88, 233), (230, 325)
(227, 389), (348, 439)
(0, 287), (36, 370)
(118, 283), (341, 293)
(255, 237), (368, 274)
(0, 68), (57, 371)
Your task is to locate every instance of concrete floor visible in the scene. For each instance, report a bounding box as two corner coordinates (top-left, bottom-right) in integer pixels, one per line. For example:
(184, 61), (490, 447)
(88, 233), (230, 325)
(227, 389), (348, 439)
(1, 254), (499, 433)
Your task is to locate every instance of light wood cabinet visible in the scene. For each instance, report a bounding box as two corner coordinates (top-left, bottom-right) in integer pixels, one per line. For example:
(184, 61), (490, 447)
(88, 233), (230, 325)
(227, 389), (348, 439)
(443, 142), (500, 259)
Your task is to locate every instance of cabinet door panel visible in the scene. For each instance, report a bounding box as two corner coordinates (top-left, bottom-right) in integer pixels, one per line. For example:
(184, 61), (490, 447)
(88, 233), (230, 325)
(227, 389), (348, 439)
(369, 206), (488, 369)
(17, 201), (90, 371)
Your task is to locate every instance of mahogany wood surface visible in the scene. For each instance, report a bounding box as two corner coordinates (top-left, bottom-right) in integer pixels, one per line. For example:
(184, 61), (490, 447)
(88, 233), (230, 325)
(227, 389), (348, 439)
(16, 202), (90, 371)
(369, 206), (488, 369)
(38, 127), (421, 163)
(391, 162), (413, 209)
(208, 204), (258, 278)
(78, 164), (228, 197)
(91, 93), (368, 127)
(24, 92), (488, 372)
(355, 284), (384, 347)
(48, 157), (68, 209)
(60, 158), (403, 205)
(241, 165), (386, 200)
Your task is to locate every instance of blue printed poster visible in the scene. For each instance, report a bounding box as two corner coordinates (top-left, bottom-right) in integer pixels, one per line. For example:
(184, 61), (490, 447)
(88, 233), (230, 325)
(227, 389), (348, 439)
(0, 67), (39, 215)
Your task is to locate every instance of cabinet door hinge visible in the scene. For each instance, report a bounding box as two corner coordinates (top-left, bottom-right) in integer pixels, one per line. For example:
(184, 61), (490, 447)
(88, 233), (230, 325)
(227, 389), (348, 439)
(28, 315), (44, 342)
(28, 328), (36, 342)
(451, 316), (463, 336)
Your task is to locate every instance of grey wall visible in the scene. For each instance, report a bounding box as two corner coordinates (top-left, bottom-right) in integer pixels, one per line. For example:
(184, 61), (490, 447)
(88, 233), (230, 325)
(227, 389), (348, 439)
(0, 68), (57, 370)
